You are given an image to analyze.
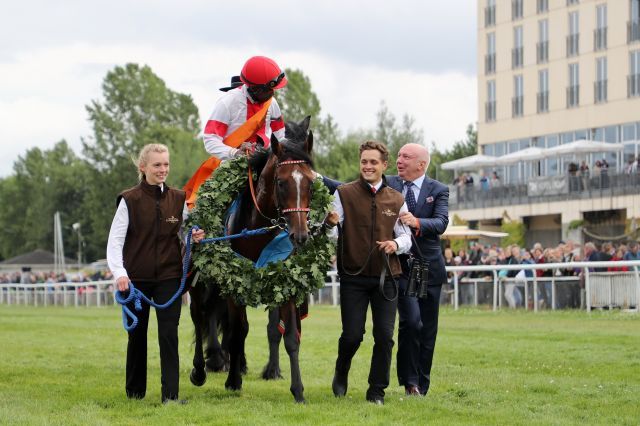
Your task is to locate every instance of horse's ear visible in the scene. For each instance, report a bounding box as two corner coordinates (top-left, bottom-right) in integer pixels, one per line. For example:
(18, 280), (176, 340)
(271, 133), (281, 155)
(300, 116), (311, 132)
(306, 129), (314, 154)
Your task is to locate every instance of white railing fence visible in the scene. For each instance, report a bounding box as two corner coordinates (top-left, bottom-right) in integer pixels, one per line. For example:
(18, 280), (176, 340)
(2, 261), (639, 312)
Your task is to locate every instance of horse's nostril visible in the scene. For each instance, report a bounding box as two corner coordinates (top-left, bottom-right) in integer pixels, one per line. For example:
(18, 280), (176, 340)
(289, 232), (309, 246)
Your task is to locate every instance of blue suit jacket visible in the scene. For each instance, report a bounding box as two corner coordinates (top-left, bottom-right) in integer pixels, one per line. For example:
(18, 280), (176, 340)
(386, 175), (449, 286)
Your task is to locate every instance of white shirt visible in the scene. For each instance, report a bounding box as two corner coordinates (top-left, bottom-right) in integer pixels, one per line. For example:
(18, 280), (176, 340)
(330, 180), (412, 254)
(106, 183), (189, 281)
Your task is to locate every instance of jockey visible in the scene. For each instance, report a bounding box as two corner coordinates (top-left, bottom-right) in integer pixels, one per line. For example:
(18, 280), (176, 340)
(184, 56), (288, 207)
(203, 55), (287, 160)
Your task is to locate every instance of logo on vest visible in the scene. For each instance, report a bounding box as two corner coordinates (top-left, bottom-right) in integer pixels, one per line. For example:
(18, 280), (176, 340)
(165, 216), (179, 224)
(381, 209), (397, 217)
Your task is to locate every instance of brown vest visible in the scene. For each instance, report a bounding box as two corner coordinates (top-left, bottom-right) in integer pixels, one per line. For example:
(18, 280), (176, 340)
(118, 180), (186, 282)
(337, 179), (404, 278)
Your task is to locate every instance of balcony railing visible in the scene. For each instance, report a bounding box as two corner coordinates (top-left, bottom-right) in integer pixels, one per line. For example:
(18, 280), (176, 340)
(485, 101), (496, 122)
(512, 96), (523, 117)
(594, 80), (607, 103)
(536, 41), (548, 64)
(485, 5), (496, 27)
(566, 34), (579, 57)
(512, 47), (523, 68)
(485, 53), (496, 74)
(594, 27), (607, 51)
(567, 85), (579, 108)
(537, 91), (549, 113)
(449, 171), (640, 211)
(628, 74), (640, 97)
(628, 21), (640, 43)
(536, 0), (548, 13)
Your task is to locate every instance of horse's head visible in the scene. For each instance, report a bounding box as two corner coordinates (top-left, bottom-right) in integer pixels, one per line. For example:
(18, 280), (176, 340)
(269, 116), (315, 248)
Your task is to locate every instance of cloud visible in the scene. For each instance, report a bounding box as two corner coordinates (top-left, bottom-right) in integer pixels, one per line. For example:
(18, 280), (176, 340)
(0, 42), (477, 176)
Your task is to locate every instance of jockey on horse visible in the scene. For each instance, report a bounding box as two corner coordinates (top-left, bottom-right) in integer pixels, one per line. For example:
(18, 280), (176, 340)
(184, 55), (287, 207)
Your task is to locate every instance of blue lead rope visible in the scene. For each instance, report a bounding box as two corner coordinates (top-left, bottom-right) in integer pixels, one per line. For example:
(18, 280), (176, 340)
(114, 225), (276, 332)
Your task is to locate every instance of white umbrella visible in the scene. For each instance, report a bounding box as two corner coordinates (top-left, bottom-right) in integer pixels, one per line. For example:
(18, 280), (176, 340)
(494, 147), (545, 165)
(442, 225), (508, 240)
(542, 139), (623, 157)
(440, 154), (498, 170)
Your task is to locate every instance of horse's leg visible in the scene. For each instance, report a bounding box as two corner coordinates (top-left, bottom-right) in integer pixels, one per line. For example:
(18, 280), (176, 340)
(204, 285), (229, 372)
(261, 308), (283, 380)
(188, 285), (207, 386)
(225, 299), (248, 391)
(282, 300), (305, 403)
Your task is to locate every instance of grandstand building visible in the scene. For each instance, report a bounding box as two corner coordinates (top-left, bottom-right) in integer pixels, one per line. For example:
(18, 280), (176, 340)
(456, 0), (640, 247)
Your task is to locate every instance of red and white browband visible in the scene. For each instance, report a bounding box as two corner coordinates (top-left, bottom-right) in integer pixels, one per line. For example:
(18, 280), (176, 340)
(281, 207), (311, 214)
(276, 160), (308, 167)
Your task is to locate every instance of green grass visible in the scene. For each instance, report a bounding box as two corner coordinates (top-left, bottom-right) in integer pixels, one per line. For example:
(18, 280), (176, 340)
(0, 304), (638, 425)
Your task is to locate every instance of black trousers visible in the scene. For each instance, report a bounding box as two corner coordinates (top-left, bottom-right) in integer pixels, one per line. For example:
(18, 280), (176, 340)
(125, 278), (182, 400)
(336, 275), (398, 399)
(396, 277), (441, 395)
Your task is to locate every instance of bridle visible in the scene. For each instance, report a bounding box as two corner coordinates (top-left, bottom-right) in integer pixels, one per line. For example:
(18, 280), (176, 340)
(247, 158), (312, 229)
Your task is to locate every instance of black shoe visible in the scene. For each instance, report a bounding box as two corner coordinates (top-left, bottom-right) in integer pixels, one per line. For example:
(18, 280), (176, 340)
(162, 397), (188, 405)
(405, 385), (422, 397)
(126, 391), (145, 400)
(366, 395), (384, 405)
(332, 371), (348, 397)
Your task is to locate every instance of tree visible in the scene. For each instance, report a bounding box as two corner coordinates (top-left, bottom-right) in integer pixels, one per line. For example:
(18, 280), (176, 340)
(430, 123), (477, 183)
(0, 141), (89, 259)
(80, 64), (204, 261)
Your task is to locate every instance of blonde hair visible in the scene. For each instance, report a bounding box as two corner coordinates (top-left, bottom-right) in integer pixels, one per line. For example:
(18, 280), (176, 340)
(135, 143), (169, 181)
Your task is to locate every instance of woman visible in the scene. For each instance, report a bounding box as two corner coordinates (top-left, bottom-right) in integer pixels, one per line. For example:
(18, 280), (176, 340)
(107, 143), (204, 404)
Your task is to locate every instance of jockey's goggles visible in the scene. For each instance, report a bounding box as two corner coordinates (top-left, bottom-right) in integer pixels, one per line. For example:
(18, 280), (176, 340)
(243, 72), (286, 91)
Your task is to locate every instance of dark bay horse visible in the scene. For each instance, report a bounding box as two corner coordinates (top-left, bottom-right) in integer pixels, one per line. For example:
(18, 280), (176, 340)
(189, 117), (317, 403)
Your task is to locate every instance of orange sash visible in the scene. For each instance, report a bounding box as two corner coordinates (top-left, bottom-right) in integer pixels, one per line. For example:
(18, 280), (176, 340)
(184, 99), (272, 208)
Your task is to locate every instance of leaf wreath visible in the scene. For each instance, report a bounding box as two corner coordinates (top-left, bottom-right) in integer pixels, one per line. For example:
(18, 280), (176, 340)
(188, 157), (335, 308)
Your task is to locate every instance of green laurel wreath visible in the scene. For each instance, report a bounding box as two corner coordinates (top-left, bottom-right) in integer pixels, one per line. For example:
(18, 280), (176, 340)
(188, 156), (335, 308)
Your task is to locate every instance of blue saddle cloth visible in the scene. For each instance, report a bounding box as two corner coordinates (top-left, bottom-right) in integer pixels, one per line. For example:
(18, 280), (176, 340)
(225, 195), (293, 268)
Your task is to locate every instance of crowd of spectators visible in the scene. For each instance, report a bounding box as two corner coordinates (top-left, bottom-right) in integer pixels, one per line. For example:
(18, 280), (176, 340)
(443, 239), (639, 309)
(0, 269), (113, 285)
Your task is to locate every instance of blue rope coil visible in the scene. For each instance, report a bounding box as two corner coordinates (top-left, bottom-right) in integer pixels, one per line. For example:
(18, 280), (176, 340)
(114, 225), (276, 332)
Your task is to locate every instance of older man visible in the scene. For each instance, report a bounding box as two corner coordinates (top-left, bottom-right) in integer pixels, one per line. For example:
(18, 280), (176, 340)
(386, 143), (449, 396)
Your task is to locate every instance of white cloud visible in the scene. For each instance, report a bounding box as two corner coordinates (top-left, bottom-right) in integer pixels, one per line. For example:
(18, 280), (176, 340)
(0, 42), (477, 176)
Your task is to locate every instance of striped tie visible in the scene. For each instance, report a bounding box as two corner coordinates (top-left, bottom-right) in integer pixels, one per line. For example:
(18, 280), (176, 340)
(404, 181), (417, 213)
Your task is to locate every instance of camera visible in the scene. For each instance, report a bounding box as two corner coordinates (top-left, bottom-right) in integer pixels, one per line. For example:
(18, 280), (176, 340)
(405, 257), (430, 298)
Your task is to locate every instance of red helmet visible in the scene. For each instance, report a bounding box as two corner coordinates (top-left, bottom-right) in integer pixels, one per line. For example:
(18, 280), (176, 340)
(240, 56), (288, 90)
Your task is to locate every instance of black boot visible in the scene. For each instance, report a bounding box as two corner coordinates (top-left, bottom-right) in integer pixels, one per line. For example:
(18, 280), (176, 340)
(332, 369), (348, 397)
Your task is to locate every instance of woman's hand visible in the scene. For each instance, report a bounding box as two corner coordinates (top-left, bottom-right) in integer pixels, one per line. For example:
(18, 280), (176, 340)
(191, 228), (205, 244)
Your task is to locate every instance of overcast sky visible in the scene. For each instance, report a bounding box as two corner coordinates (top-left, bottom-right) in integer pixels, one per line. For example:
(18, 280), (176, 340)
(0, 0), (477, 177)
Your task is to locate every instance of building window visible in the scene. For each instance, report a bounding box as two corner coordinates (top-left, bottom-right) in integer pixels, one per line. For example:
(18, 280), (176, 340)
(594, 4), (607, 50)
(630, 0), (640, 43)
(567, 0), (579, 5)
(486, 33), (496, 74)
(567, 11), (580, 57)
(512, 0), (523, 20)
(485, 0), (496, 27)
(538, 69), (549, 113)
(537, 19), (549, 63)
(629, 50), (640, 97)
(513, 75), (524, 117)
(513, 26), (524, 68)
(486, 80), (497, 122)
(537, 0), (549, 13)
(595, 57), (608, 103)
(567, 63), (580, 107)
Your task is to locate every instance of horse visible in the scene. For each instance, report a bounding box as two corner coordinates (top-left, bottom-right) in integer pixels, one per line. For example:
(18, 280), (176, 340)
(189, 116), (317, 403)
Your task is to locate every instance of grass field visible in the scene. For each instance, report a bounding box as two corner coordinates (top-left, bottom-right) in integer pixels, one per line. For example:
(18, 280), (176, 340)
(0, 304), (638, 425)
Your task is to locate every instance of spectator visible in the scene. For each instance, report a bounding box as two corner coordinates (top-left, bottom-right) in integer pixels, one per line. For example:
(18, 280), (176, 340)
(608, 248), (628, 272)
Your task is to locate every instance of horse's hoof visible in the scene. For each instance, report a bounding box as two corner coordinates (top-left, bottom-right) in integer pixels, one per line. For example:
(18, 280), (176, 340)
(295, 397), (306, 404)
(190, 368), (207, 387)
(261, 364), (283, 380)
(224, 377), (242, 392)
(205, 356), (228, 373)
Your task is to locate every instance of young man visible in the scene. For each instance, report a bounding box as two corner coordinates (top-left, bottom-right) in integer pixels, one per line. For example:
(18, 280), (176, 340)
(386, 143), (449, 397)
(324, 141), (411, 405)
